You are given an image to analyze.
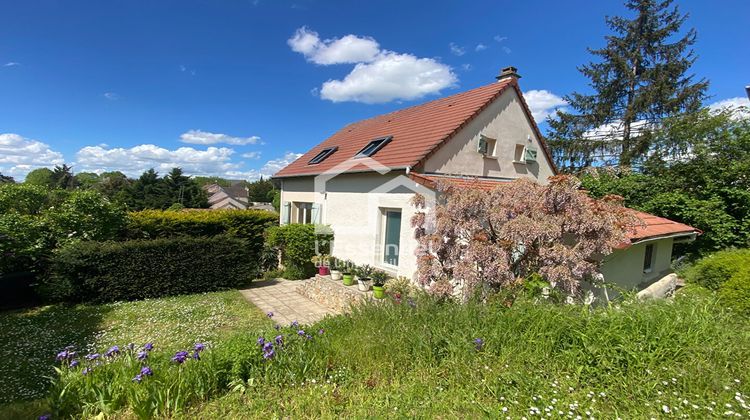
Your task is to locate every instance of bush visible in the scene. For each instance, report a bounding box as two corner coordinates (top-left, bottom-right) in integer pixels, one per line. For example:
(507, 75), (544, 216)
(0, 213), (50, 275)
(684, 248), (750, 290)
(718, 268), (750, 316)
(46, 190), (126, 243)
(45, 236), (255, 302)
(0, 183), (51, 215)
(266, 224), (332, 279)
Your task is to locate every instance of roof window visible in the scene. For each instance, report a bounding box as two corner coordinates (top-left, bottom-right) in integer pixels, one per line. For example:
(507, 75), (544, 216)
(308, 147), (337, 164)
(355, 136), (392, 158)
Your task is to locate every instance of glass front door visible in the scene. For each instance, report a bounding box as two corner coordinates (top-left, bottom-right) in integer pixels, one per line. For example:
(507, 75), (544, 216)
(383, 210), (401, 266)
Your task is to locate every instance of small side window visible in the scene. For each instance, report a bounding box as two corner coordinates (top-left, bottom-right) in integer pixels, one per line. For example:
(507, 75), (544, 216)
(478, 135), (496, 157)
(643, 243), (655, 273)
(514, 144), (526, 163)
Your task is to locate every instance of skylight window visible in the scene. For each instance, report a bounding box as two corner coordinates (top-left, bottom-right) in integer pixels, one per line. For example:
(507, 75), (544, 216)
(355, 136), (392, 158)
(308, 147), (338, 164)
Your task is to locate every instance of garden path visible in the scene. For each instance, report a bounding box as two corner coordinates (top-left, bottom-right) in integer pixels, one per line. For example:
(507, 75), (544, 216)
(240, 279), (337, 325)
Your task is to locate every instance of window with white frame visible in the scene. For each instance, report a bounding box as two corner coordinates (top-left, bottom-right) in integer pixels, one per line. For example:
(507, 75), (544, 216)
(296, 202), (313, 224)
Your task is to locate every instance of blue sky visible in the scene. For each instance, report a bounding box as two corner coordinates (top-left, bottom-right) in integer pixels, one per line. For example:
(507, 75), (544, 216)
(1, 0), (748, 180)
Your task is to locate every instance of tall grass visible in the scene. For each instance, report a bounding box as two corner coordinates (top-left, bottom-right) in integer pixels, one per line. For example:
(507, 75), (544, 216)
(46, 291), (750, 418)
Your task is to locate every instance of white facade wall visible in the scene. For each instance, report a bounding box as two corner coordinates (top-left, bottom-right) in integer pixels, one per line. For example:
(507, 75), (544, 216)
(280, 172), (426, 279)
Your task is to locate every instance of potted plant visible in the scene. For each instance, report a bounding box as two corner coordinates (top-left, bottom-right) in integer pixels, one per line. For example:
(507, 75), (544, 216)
(329, 256), (343, 281)
(371, 269), (388, 299)
(356, 264), (374, 292)
(311, 254), (330, 276)
(342, 260), (355, 286)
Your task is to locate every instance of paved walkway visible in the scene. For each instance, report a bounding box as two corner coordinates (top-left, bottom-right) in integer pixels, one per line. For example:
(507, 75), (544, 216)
(239, 279), (337, 325)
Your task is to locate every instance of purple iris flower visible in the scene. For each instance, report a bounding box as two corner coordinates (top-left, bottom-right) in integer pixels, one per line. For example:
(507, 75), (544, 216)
(132, 374), (143, 383)
(104, 346), (120, 357)
(70, 360), (79, 368)
(291, 320), (299, 328)
(305, 334), (313, 340)
(318, 329), (325, 335)
(297, 330), (305, 336)
(274, 335), (283, 345)
(137, 351), (148, 361)
(192, 351), (201, 360)
(473, 338), (484, 351)
(257, 336), (266, 346)
(194, 343), (205, 352)
(267, 311), (274, 318)
(171, 351), (189, 364)
(85, 353), (100, 361)
(82, 368), (91, 375)
(262, 349), (275, 360)
(262, 342), (274, 353)
(56, 350), (69, 361)
(143, 342), (154, 351)
(38, 414), (51, 420)
(140, 366), (153, 376)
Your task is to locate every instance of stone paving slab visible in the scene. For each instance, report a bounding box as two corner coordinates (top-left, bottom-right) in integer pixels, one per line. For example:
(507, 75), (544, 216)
(240, 279), (339, 326)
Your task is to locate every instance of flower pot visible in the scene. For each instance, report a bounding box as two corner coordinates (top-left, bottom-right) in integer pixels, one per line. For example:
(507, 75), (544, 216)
(372, 285), (386, 299)
(318, 266), (330, 276)
(357, 278), (370, 292)
(342, 273), (354, 286)
(330, 270), (342, 281)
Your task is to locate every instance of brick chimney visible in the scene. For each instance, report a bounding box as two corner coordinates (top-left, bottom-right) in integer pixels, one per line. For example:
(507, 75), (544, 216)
(496, 66), (521, 81)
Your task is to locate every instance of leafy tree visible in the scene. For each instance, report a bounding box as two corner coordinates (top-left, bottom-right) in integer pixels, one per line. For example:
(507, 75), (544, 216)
(163, 167), (207, 209)
(193, 176), (232, 188)
(547, 0), (708, 171)
(0, 173), (14, 184)
(95, 171), (132, 201)
(411, 176), (640, 300)
(24, 168), (55, 188)
(247, 177), (275, 202)
(51, 164), (79, 190)
(74, 172), (100, 189)
(580, 107), (750, 255)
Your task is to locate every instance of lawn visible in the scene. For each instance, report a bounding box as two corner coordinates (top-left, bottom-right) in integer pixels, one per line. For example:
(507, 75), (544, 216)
(0, 290), (271, 413)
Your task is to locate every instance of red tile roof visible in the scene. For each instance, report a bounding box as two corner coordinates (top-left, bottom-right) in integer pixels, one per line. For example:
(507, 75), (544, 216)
(408, 173), (700, 244)
(273, 78), (556, 178)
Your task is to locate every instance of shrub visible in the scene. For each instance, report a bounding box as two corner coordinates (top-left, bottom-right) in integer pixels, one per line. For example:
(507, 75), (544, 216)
(45, 190), (126, 244)
(718, 268), (750, 316)
(45, 236), (255, 302)
(684, 248), (750, 290)
(265, 224), (332, 279)
(0, 213), (51, 275)
(0, 183), (51, 215)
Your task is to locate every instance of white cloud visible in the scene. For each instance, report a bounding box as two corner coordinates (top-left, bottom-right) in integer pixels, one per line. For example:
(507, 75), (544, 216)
(226, 152), (303, 180)
(3, 62), (20, 67)
(461, 63), (473, 71)
(103, 92), (119, 100)
(449, 42), (465, 56)
(290, 27), (457, 104)
(179, 64), (196, 76)
(502, 46), (512, 54)
(0, 133), (65, 179)
(320, 52), (457, 104)
(475, 43), (487, 52)
(241, 151), (261, 159)
(494, 35), (508, 43)
(287, 27), (380, 65)
(180, 129), (261, 146)
(524, 90), (568, 121)
(709, 97), (750, 119)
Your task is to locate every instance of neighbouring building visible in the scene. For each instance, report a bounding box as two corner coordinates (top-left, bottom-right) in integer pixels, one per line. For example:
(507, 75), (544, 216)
(204, 183), (250, 210)
(272, 67), (699, 294)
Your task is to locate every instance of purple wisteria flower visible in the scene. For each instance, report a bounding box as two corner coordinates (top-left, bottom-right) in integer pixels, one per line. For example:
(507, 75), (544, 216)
(171, 351), (189, 364)
(257, 336), (266, 346)
(104, 346), (120, 357)
(194, 343), (205, 352)
(267, 311), (274, 318)
(274, 335), (284, 345)
(70, 360), (79, 368)
(297, 330), (305, 336)
(144, 342), (154, 351)
(137, 351), (148, 361)
(85, 353), (100, 361)
(132, 374), (143, 383)
(473, 338), (484, 351)
(140, 366), (153, 376)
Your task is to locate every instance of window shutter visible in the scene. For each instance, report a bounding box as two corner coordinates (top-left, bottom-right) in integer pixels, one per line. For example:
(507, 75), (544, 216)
(524, 147), (538, 162)
(311, 203), (322, 224)
(477, 136), (488, 155)
(281, 202), (291, 225)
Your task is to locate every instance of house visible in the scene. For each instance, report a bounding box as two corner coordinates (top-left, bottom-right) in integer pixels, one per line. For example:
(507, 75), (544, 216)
(204, 183), (250, 210)
(273, 67), (699, 293)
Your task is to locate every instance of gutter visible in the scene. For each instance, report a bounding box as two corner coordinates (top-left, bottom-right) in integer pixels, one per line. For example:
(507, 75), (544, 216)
(272, 166), (410, 179)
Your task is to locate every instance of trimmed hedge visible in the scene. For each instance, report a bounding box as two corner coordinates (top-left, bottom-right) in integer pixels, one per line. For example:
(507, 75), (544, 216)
(127, 209), (278, 241)
(45, 236), (255, 303)
(685, 248), (750, 290)
(266, 224), (333, 279)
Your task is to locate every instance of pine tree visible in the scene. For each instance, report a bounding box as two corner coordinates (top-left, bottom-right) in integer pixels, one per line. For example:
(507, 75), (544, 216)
(547, 0), (708, 172)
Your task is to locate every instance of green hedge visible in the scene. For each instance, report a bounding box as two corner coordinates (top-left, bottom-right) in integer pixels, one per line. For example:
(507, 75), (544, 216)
(684, 248), (750, 290)
(45, 236), (255, 302)
(718, 268), (750, 316)
(266, 224), (332, 279)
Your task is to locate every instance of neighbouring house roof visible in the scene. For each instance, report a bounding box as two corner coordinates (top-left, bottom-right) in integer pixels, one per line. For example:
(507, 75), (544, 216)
(408, 173), (700, 245)
(273, 77), (555, 178)
(204, 183), (249, 210)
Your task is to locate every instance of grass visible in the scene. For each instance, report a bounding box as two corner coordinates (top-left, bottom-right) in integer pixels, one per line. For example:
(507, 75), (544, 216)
(0, 290), (270, 411)
(34, 288), (750, 419)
